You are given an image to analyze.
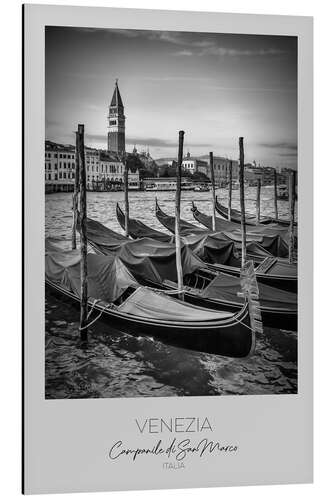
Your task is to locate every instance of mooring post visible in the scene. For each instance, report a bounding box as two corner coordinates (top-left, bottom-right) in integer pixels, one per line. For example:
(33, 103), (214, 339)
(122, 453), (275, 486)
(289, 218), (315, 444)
(175, 131), (185, 299)
(78, 124), (88, 341)
(123, 154), (129, 237)
(256, 177), (261, 224)
(273, 168), (278, 221)
(288, 170), (296, 263)
(239, 137), (247, 267)
(71, 131), (80, 250)
(209, 152), (216, 231)
(228, 159), (233, 221)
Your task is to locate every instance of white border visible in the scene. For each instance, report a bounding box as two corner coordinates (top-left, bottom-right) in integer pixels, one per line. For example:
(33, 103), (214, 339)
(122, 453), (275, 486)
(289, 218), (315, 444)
(23, 5), (313, 494)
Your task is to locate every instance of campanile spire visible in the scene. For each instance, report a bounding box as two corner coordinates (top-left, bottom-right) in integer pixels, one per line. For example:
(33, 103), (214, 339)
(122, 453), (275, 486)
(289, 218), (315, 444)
(107, 80), (125, 154)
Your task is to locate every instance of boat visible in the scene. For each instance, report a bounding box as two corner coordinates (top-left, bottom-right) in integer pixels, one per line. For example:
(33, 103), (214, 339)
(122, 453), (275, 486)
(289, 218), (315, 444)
(153, 202), (296, 292)
(193, 184), (210, 192)
(144, 180), (194, 191)
(191, 202), (291, 239)
(84, 217), (298, 329)
(155, 200), (290, 259)
(45, 240), (256, 358)
(116, 203), (272, 264)
(155, 199), (202, 235)
(215, 197), (291, 227)
(115, 203), (171, 242)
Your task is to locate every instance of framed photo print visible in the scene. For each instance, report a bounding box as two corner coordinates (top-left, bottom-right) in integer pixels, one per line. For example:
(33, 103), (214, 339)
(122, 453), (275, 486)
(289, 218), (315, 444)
(23, 4), (313, 494)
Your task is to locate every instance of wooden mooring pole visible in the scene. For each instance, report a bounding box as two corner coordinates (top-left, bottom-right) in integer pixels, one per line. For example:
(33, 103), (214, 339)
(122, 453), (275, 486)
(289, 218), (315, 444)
(239, 137), (247, 267)
(273, 168), (278, 221)
(209, 152), (216, 231)
(123, 154), (129, 237)
(175, 131), (185, 298)
(288, 170), (296, 264)
(256, 177), (261, 224)
(228, 160), (233, 221)
(78, 124), (88, 341)
(71, 131), (80, 250)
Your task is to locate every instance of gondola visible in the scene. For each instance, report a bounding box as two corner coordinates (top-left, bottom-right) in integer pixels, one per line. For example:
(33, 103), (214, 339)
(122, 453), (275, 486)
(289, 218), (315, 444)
(117, 202), (273, 263)
(155, 200), (289, 258)
(215, 197), (292, 227)
(115, 203), (171, 242)
(191, 201), (291, 239)
(85, 217), (297, 330)
(45, 241), (256, 358)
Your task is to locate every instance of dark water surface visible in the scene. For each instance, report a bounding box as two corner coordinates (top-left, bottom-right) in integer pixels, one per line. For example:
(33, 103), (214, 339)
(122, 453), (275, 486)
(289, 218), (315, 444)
(45, 188), (297, 398)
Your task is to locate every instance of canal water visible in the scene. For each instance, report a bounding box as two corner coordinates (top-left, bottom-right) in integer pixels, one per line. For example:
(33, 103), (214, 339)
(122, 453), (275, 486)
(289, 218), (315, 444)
(45, 187), (297, 399)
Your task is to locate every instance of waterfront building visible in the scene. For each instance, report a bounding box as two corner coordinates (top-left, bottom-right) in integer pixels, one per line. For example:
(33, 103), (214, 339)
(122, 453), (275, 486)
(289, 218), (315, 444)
(107, 80), (126, 154)
(198, 156), (239, 186)
(45, 141), (76, 193)
(45, 141), (139, 192)
(182, 152), (208, 174)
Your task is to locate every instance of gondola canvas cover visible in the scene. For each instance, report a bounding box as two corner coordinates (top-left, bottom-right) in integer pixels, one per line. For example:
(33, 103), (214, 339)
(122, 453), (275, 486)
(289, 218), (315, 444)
(23, 4), (312, 496)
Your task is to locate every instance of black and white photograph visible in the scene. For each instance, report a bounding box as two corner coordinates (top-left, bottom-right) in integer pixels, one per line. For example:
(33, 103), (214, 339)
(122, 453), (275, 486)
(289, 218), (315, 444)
(45, 26), (298, 400)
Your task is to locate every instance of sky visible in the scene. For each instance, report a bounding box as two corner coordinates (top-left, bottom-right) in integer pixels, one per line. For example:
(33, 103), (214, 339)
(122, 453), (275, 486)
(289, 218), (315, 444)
(45, 27), (297, 168)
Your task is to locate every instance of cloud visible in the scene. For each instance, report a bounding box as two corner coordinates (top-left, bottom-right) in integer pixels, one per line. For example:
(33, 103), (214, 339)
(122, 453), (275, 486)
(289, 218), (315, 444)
(259, 141), (297, 151)
(279, 152), (298, 157)
(174, 50), (194, 57)
(127, 136), (212, 148)
(85, 133), (106, 143)
(174, 46), (286, 57)
(73, 28), (288, 59)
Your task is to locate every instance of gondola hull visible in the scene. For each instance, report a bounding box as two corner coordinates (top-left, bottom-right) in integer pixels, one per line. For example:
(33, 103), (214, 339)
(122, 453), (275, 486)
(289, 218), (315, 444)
(46, 279), (255, 358)
(215, 197), (292, 227)
(90, 241), (297, 331)
(154, 202), (296, 291)
(205, 262), (297, 293)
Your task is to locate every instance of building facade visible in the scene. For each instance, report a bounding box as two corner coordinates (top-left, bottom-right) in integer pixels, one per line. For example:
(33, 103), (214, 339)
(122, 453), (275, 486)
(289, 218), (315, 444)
(45, 141), (139, 192)
(197, 156), (239, 186)
(45, 142), (76, 192)
(182, 152), (208, 174)
(107, 80), (126, 154)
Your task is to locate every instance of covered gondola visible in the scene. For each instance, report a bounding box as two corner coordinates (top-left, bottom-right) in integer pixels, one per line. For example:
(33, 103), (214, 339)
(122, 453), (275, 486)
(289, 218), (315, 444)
(215, 197), (292, 227)
(191, 201), (289, 237)
(115, 203), (171, 242)
(156, 200), (290, 259)
(85, 217), (297, 329)
(155, 199), (203, 235)
(45, 240), (256, 358)
(117, 202), (277, 264)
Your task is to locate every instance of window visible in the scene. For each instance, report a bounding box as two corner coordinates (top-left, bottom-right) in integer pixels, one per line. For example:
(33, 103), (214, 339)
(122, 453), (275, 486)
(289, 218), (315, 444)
(55, 174), (58, 180)
(64, 172), (66, 179)
(59, 172), (62, 179)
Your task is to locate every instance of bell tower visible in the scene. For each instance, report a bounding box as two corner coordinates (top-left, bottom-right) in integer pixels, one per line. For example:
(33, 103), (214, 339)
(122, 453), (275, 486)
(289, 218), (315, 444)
(107, 79), (126, 154)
